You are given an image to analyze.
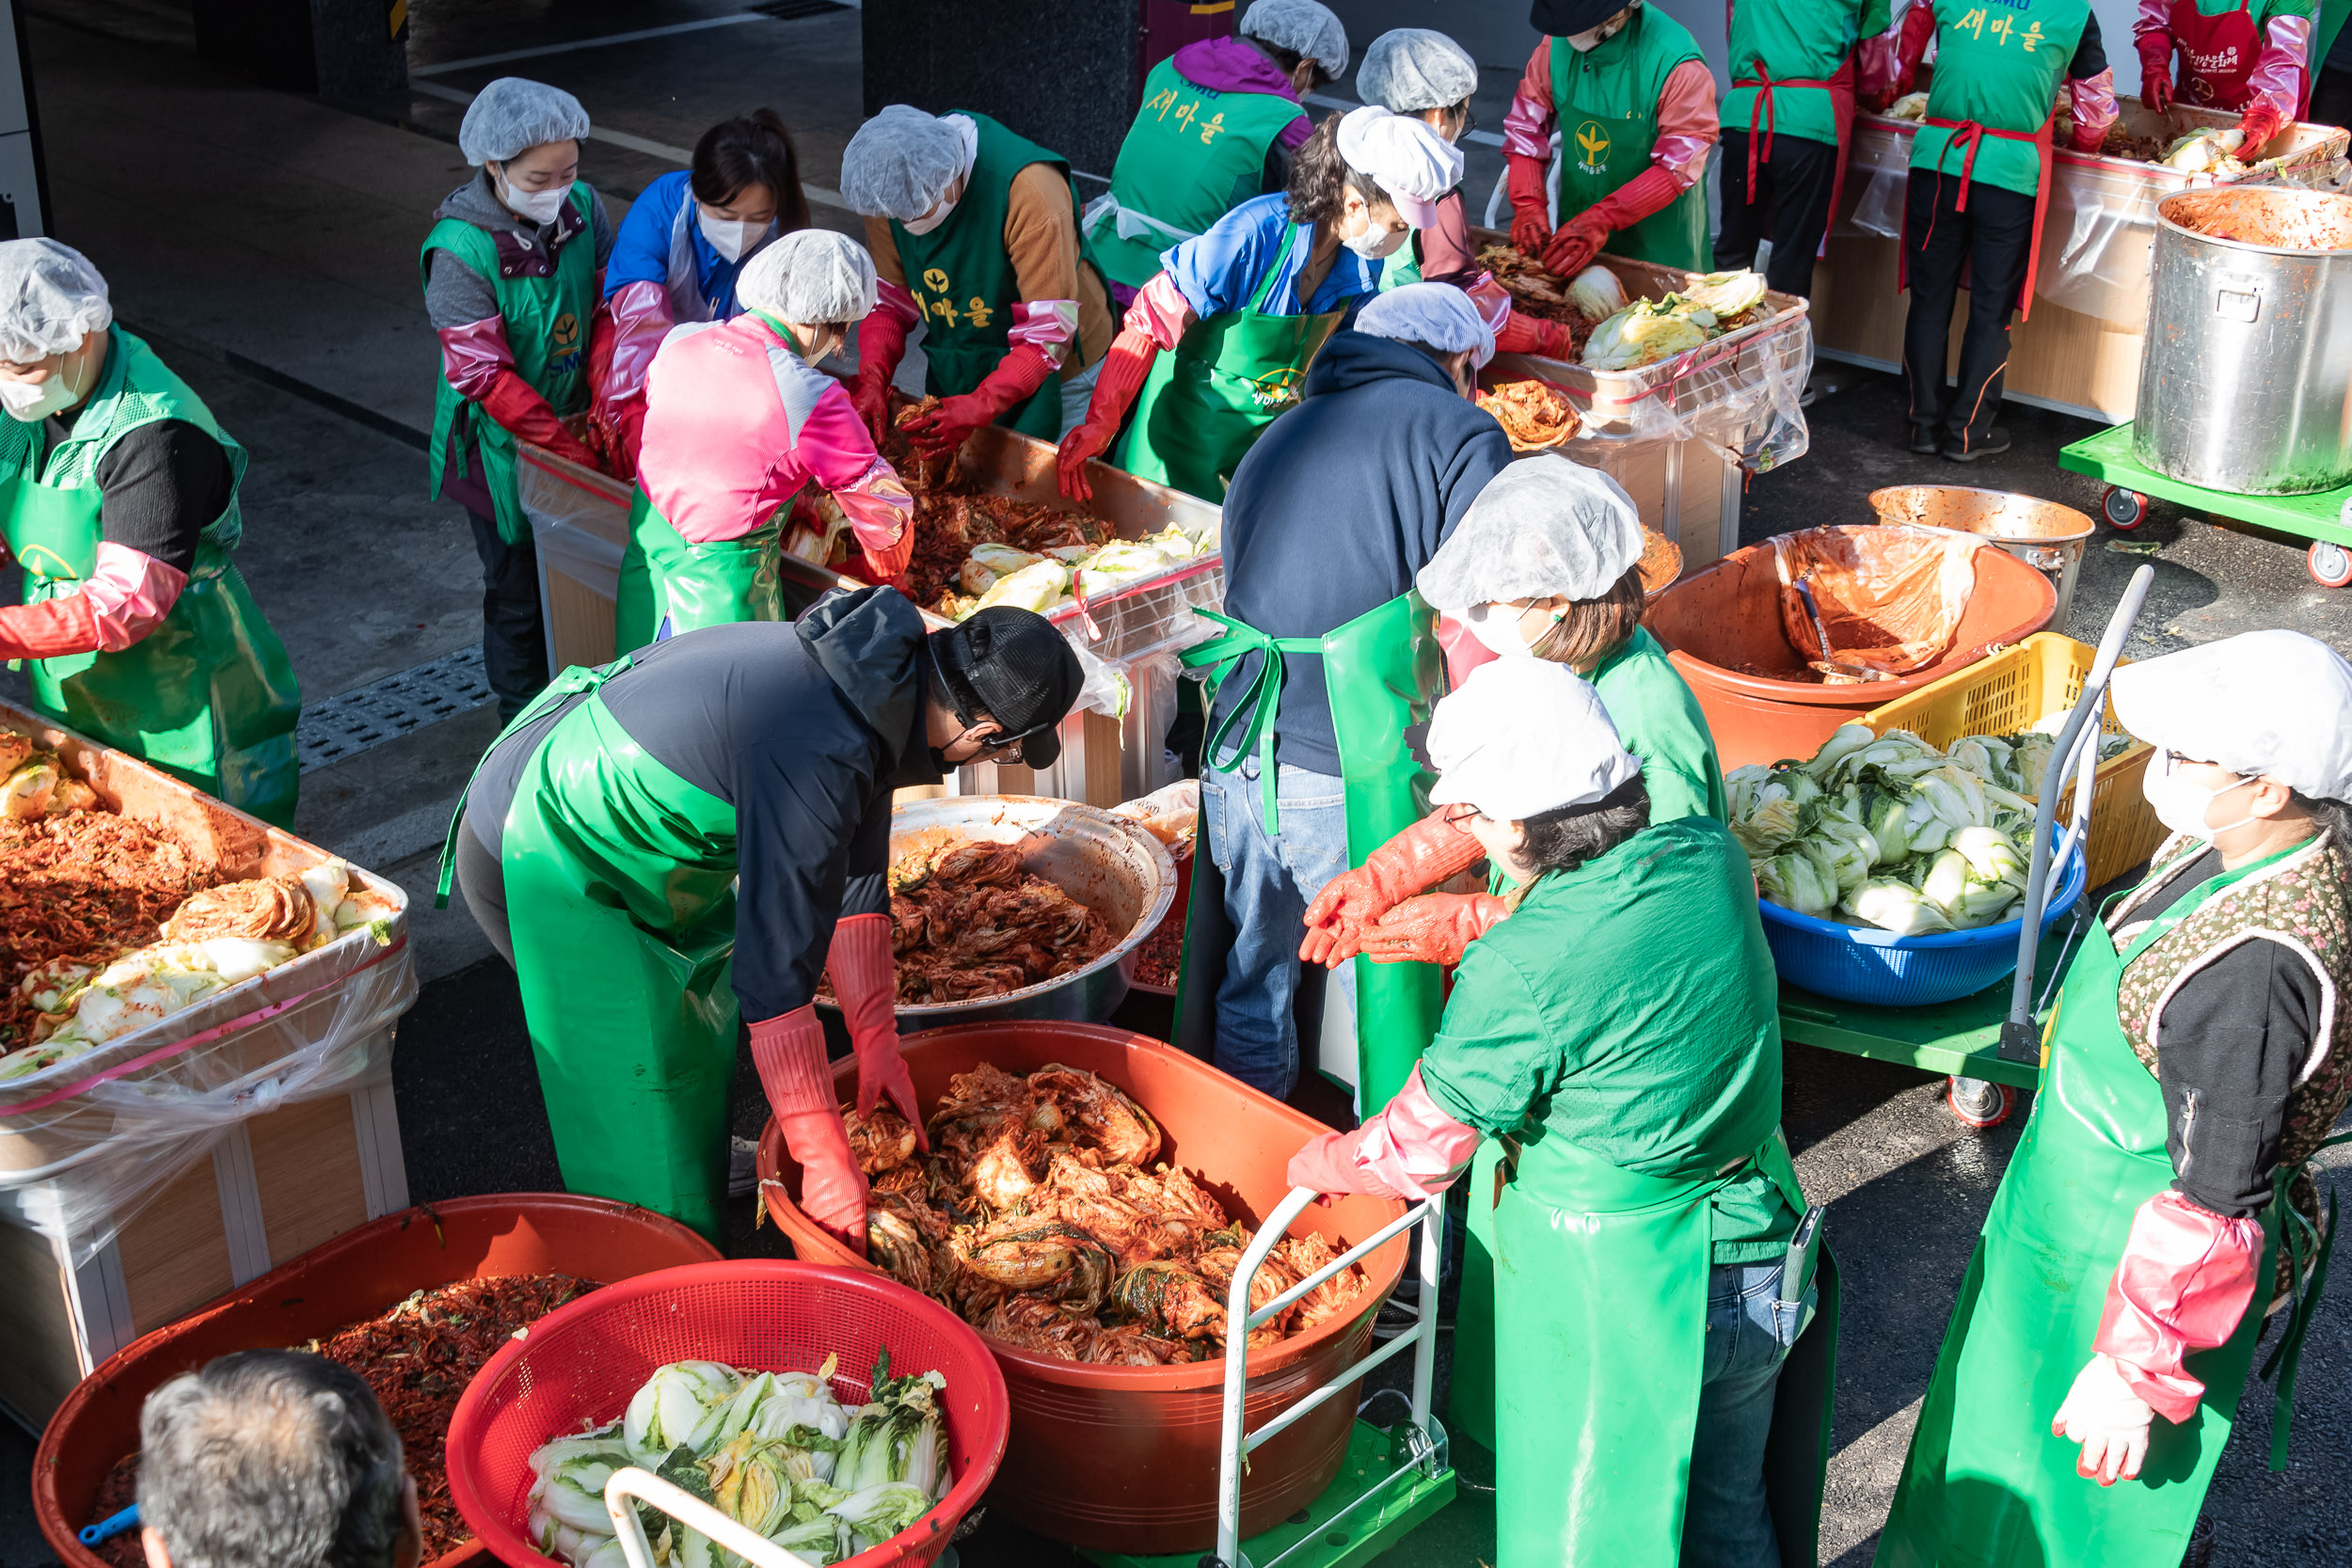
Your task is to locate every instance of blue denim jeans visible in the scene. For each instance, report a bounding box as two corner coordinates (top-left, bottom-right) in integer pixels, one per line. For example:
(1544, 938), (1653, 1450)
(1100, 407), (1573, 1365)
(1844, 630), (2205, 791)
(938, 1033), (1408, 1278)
(1682, 1258), (1813, 1568)
(1199, 758), (1352, 1100)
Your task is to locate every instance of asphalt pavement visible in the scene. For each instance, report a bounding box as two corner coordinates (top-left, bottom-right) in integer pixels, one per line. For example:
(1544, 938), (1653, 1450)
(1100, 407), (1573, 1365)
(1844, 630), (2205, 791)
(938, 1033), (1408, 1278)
(3, 3), (2350, 1566)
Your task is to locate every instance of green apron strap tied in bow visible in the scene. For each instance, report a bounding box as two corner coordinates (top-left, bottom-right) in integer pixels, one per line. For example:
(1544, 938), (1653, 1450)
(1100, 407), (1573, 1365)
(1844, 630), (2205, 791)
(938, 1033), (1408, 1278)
(1179, 608), (1323, 834)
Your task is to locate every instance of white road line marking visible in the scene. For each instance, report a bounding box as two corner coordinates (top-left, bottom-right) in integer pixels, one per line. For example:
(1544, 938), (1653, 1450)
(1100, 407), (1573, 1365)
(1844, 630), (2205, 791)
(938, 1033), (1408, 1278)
(411, 14), (772, 78)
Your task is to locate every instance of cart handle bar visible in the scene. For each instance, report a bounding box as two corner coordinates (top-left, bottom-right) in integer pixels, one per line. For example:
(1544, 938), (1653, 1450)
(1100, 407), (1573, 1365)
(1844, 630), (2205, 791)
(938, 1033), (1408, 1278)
(605, 1467), (823, 1568)
(2002, 564), (2153, 1060)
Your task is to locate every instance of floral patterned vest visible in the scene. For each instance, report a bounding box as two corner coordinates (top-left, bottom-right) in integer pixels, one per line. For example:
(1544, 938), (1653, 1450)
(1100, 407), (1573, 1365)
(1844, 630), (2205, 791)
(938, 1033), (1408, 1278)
(2108, 830), (2352, 1298)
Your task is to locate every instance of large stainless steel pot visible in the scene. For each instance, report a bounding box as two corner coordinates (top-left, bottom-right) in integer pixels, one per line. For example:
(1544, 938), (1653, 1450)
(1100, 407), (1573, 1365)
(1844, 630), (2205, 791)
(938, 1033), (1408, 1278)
(2135, 188), (2352, 495)
(816, 795), (1175, 1028)
(1867, 485), (2095, 628)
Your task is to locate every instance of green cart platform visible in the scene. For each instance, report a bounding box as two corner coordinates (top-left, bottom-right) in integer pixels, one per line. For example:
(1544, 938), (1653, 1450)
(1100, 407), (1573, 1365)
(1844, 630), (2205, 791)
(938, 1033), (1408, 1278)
(2059, 421), (2352, 588)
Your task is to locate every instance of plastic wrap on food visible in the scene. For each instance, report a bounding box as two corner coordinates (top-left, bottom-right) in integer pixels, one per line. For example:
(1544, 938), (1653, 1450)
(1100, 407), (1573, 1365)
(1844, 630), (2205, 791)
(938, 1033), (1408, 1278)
(516, 448), (628, 601)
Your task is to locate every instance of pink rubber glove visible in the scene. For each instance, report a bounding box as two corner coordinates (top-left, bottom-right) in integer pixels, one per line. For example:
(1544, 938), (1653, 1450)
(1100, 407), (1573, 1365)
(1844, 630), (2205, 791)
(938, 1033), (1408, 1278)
(750, 1005), (866, 1253)
(903, 345), (1057, 457)
(1356, 893), (1511, 966)
(0, 594), (100, 660)
(1299, 810), (1486, 967)
(826, 912), (926, 1145)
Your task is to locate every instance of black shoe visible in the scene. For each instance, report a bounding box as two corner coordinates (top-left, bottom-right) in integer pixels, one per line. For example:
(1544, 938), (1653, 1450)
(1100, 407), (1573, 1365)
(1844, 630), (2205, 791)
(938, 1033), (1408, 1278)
(1943, 428), (2013, 461)
(2181, 1515), (2215, 1568)
(1907, 425), (1941, 455)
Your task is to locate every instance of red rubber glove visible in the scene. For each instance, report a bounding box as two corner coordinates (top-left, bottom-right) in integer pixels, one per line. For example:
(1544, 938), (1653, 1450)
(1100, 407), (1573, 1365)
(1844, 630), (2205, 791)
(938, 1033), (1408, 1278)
(851, 304), (911, 446)
(1057, 327), (1158, 502)
(903, 344), (1057, 458)
(1356, 893), (1511, 966)
(480, 370), (598, 470)
(1493, 307), (1575, 361)
(2233, 102), (2288, 162)
(0, 594), (100, 660)
(2138, 33), (2176, 114)
(750, 1005), (866, 1253)
(1299, 809), (1486, 968)
(1506, 152), (1553, 255)
(826, 911), (926, 1145)
(1541, 211), (1610, 277)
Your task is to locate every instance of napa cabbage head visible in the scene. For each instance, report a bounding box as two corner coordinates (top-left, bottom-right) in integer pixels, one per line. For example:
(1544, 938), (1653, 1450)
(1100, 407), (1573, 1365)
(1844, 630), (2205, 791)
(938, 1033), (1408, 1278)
(1581, 300), (1710, 371)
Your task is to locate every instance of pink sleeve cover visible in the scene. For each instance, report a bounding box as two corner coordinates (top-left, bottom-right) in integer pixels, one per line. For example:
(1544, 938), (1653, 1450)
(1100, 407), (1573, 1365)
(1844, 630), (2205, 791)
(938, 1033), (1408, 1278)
(2249, 16), (2312, 122)
(436, 315), (514, 403)
(2093, 1189), (2265, 1424)
(598, 278), (674, 418)
(1123, 272), (1199, 352)
(1504, 39), (1558, 161)
(83, 542), (188, 652)
(1344, 1065), (1484, 1201)
(799, 383), (913, 549)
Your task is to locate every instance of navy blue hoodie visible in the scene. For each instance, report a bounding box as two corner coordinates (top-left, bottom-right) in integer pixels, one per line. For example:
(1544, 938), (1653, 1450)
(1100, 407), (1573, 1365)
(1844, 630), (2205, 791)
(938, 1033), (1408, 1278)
(1210, 330), (1513, 776)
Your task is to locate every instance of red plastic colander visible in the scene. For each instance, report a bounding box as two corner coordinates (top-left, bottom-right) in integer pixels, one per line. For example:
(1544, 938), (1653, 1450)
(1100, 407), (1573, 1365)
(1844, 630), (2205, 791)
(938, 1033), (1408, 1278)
(444, 1260), (1009, 1568)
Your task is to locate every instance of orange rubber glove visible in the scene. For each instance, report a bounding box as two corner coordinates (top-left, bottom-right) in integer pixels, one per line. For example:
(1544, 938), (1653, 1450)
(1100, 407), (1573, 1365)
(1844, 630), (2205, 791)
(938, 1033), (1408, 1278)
(851, 304), (911, 446)
(750, 1005), (866, 1253)
(1507, 152), (1554, 255)
(1299, 809), (1486, 967)
(826, 911), (926, 1144)
(1493, 308), (1575, 361)
(1057, 327), (1157, 502)
(0, 594), (100, 660)
(1357, 893), (1512, 966)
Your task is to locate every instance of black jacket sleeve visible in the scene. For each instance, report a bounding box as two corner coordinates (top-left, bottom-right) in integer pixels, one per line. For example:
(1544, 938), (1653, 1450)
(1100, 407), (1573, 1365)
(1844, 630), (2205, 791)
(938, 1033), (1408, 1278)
(85, 419), (233, 576)
(729, 721), (882, 1022)
(2068, 13), (2109, 81)
(2156, 935), (2319, 1216)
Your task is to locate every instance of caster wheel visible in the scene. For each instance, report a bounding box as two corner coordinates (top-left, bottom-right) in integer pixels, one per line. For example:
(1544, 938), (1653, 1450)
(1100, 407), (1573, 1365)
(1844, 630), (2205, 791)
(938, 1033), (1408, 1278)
(2102, 486), (2147, 530)
(2309, 540), (2352, 589)
(1947, 1076), (2017, 1129)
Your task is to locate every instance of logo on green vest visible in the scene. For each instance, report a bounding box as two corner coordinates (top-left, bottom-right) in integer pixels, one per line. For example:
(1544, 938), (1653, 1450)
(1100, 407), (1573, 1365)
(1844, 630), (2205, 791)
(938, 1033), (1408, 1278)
(1249, 367), (1308, 411)
(551, 311), (580, 353)
(1575, 121), (1612, 175)
(17, 543), (79, 581)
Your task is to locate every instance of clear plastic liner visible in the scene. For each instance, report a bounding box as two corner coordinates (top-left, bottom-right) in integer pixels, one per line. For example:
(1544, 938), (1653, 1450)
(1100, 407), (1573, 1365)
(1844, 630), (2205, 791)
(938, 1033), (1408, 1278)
(0, 934), (419, 1267)
(1051, 559), (1226, 673)
(516, 450), (630, 602)
(1838, 126), (1912, 240)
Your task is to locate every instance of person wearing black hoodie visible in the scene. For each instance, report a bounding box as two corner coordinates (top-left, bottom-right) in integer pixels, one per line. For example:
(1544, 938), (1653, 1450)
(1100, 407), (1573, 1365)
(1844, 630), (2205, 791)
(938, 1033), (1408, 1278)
(1182, 282), (1511, 1107)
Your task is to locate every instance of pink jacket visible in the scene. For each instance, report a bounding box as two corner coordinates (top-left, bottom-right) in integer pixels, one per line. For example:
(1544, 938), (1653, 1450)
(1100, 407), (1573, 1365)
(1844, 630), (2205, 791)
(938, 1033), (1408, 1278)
(637, 312), (911, 548)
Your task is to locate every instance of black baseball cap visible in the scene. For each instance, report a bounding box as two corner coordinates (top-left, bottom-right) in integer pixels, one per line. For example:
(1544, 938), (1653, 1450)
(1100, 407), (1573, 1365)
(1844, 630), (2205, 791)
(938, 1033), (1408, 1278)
(1533, 0), (1635, 38)
(930, 608), (1084, 768)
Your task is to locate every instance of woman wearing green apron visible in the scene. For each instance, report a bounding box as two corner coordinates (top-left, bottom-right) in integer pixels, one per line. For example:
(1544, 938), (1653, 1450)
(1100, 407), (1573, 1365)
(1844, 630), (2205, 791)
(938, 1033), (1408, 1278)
(1879, 629), (2352, 1567)
(1290, 658), (1830, 1568)
(1502, 1), (1719, 276)
(0, 241), (299, 825)
(1054, 106), (1463, 504)
(421, 77), (612, 721)
(616, 230), (913, 652)
(840, 104), (1113, 459)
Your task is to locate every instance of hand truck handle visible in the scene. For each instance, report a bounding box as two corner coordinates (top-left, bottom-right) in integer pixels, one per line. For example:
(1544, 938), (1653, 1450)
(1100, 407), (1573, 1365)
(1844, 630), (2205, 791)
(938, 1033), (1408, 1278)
(604, 1467), (820, 1568)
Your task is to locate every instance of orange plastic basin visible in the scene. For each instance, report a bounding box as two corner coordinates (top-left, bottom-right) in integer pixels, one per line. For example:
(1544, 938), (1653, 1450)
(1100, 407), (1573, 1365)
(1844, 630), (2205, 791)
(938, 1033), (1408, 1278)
(757, 1022), (1408, 1555)
(1644, 529), (2058, 769)
(33, 1195), (721, 1568)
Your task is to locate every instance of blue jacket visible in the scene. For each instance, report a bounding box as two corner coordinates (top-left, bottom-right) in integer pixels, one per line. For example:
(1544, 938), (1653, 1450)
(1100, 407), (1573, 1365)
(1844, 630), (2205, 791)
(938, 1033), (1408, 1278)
(603, 169), (768, 319)
(1210, 331), (1514, 776)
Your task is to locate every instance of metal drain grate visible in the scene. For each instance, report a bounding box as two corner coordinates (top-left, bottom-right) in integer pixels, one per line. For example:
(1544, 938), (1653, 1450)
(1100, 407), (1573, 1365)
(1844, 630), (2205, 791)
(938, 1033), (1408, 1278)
(751, 0), (851, 18)
(296, 645), (495, 773)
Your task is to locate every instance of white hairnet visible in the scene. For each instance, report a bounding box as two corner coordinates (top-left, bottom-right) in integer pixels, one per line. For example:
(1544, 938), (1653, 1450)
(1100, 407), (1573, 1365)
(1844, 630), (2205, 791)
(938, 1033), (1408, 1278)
(1335, 106), (1463, 227)
(839, 105), (973, 221)
(0, 240), (111, 365)
(2109, 629), (2352, 801)
(1359, 28), (1480, 112)
(1354, 282), (1495, 368)
(1419, 455), (1644, 610)
(459, 77), (591, 166)
(1428, 659), (1640, 821)
(1239, 0), (1350, 77)
(736, 230), (879, 324)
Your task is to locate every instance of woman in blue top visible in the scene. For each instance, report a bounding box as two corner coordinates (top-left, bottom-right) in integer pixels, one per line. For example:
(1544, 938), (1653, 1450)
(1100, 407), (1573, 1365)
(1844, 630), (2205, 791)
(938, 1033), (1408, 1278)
(595, 110), (810, 474)
(1055, 107), (1461, 503)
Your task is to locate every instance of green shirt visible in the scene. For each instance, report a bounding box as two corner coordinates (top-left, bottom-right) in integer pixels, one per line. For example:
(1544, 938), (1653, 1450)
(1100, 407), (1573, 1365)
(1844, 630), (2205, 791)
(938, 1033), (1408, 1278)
(1723, 0), (1893, 145)
(1592, 627), (1728, 827)
(1424, 816), (1798, 1264)
(1913, 0), (2094, 198)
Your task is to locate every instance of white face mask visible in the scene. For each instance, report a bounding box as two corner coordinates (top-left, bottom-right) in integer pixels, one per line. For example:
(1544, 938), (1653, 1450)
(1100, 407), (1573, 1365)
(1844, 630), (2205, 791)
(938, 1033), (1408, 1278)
(903, 196), (957, 236)
(0, 349), (91, 423)
(2142, 751), (2259, 841)
(495, 170), (571, 227)
(700, 209), (764, 261)
(1464, 603), (1538, 658)
(1341, 206), (1409, 260)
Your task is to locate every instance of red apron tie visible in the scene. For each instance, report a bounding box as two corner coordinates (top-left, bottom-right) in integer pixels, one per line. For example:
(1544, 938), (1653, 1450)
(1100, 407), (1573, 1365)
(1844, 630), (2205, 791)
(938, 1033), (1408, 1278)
(1735, 56), (1859, 271)
(1900, 111), (2058, 321)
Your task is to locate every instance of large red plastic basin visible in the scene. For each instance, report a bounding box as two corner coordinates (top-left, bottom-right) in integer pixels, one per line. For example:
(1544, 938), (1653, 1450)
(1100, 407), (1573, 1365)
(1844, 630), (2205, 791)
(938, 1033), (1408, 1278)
(33, 1195), (721, 1568)
(757, 1022), (1408, 1554)
(1644, 530), (2058, 769)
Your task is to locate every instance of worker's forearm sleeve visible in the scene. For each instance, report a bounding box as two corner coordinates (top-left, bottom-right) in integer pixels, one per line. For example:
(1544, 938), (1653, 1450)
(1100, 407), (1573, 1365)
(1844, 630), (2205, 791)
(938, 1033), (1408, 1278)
(2068, 69), (2121, 148)
(1898, 2), (1936, 76)
(1122, 273), (1197, 352)
(437, 315), (514, 403)
(1345, 1066), (1483, 1200)
(2093, 1190), (2265, 1424)
(2248, 16), (2312, 122)
(1504, 39), (1556, 161)
(1008, 299), (1078, 363)
(79, 542), (187, 651)
(598, 278), (673, 420)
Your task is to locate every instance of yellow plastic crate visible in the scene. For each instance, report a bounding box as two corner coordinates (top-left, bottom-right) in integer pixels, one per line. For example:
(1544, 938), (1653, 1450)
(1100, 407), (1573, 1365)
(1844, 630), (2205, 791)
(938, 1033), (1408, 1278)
(1860, 633), (2164, 889)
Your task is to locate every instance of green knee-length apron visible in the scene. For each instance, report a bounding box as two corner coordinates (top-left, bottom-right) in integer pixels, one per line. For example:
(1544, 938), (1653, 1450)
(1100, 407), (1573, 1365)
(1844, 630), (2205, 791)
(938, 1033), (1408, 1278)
(613, 485), (785, 653)
(893, 111), (1104, 442)
(1172, 591), (1445, 1116)
(0, 328), (299, 825)
(437, 657), (742, 1243)
(422, 183), (599, 546)
(1877, 848), (2345, 1567)
(1087, 57), (1303, 291)
(1118, 223), (1348, 503)
(1550, 13), (1713, 271)
(1487, 1128), (1831, 1566)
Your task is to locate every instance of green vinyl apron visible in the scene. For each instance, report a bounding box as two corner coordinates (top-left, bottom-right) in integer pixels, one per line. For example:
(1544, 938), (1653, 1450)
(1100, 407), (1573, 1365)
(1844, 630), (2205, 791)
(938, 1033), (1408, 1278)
(612, 484), (785, 652)
(1487, 1126), (1833, 1566)
(894, 111), (1102, 442)
(436, 657), (742, 1243)
(1550, 17), (1714, 271)
(1877, 844), (2346, 1567)
(0, 329), (299, 826)
(421, 182), (599, 546)
(1118, 224), (1347, 503)
(1087, 58), (1304, 291)
(1172, 591), (1444, 1116)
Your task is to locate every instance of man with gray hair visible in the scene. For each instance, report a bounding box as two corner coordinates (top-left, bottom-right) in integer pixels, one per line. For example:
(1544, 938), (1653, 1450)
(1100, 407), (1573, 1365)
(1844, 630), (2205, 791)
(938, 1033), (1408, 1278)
(139, 1351), (421, 1568)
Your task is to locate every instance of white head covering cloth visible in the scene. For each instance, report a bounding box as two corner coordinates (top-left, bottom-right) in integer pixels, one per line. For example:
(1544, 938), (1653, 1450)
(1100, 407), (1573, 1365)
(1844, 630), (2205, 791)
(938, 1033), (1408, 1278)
(1427, 659), (1641, 820)
(1354, 282), (1497, 368)
(1334, 106), (1463, 229)
(2109, 629), (2352, 801)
